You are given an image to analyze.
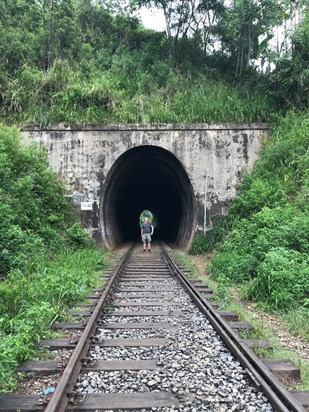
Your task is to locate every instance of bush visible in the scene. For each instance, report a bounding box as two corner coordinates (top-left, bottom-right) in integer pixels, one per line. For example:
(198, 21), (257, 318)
(66, 223), (93, 247)
(189, 215), (233, 254)
(206, 111), (309, 311)
(0, 125), (75, 278)
(209, 249), (258, 283)
(244, 248), (309, 310)
(208, 205), (307, 281)
(229, 175), (287, 218)
(0, 247), (106, 390)
(2, 54), (274, 125)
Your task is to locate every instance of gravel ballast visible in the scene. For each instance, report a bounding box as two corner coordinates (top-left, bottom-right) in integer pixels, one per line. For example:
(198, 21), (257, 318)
(75, 258), (275, 412)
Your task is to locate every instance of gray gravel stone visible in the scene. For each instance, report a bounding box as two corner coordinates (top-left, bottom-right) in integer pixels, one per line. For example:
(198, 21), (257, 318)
(75, 258), (274, 411)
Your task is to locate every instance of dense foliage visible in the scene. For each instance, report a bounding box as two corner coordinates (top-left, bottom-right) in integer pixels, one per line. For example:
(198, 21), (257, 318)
(0, 0), (308, 380)
(0, 125), (106, 389)
(0, 247), (105, 390)
(0, 0), (307, 125)
(190, 111), (309, 313)
(267, 7), (309, 109)
(0, 125), (86, 278)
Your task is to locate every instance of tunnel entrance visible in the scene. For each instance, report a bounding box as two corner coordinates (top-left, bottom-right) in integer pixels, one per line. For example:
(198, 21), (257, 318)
(100, 146), (196, 249)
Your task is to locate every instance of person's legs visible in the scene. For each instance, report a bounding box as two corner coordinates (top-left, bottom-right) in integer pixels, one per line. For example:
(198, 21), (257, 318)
(147, 234), (151, 252)
(142, 234), (146, 251)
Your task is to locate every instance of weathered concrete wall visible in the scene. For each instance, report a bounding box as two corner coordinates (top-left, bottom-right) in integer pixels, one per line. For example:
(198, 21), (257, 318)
(23, 123), (268, 248)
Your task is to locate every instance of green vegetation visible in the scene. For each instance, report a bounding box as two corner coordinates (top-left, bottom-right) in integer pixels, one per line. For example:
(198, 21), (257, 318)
(2, 57), (274, 125)
(228, 303), (309, 390)
(0, 0), (308, 390)
(189, 216), (234, 255)
(282, 308), (309, 343)
(0, 125), (107, 390)
(0, 0), (308, 125)
(0, 247), (105, 391)
(0, 124), (79, 278)
(190, 111), (309, 320)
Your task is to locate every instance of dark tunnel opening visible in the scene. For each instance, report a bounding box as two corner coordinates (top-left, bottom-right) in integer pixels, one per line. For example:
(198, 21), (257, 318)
(100, 146), (196, 249)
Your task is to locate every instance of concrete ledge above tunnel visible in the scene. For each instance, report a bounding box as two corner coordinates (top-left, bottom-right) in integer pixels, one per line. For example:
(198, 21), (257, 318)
(100, 146), (196, 250)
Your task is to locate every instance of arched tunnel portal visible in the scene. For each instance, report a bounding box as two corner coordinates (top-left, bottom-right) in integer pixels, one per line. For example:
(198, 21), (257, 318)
(100, 146), (196, 249)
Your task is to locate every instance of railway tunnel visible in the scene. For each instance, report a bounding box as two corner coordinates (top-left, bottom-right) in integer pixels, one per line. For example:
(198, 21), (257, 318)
(100, 146), (196, 249)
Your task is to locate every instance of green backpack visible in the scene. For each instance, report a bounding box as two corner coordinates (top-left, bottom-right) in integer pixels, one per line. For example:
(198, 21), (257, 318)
(139, 210), (153, 227)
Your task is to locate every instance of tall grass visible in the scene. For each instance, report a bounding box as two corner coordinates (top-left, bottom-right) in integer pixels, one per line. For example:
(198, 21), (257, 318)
(189, 215), (234, 255)
(0, 125), (105, 390)
(3, 61), (274, 126)
(0, 247), (106, 391)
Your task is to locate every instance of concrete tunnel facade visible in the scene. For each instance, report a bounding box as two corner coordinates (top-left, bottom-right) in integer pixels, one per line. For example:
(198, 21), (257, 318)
(22, 123), (268, 250)
(101, 146), (195, 249)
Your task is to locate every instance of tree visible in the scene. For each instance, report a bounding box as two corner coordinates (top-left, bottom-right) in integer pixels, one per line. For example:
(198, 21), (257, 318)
(131, 0), (224, 65)
(193, 0), (224, 55)
(219, 0), (287, 77)
(36, 0), (79, 70)
(268, 4), (309, 108)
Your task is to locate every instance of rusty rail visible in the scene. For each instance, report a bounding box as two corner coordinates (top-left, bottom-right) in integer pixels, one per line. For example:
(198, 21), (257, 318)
(161, 246), (305, 412)
(0, 242), (306, 411)
(43, 244), (134, 412)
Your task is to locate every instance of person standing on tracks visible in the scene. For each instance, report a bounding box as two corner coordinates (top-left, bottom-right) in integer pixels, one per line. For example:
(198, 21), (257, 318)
(141, 217), (154, 253)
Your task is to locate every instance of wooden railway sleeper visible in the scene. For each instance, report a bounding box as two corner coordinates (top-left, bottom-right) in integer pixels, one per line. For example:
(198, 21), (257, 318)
(2, 244), (305, 411)
(245, 367), (262, 391)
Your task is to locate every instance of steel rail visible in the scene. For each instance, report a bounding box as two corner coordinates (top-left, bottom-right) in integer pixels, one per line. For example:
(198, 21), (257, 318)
(161, 246), (305, 412)
(44, 243), (135, 412)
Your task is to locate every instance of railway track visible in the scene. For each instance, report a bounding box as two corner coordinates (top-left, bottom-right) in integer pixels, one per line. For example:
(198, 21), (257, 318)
(0, 242), (307, 411)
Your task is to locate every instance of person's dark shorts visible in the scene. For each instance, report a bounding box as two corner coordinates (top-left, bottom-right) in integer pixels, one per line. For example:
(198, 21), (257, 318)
(142, 234), (151, 243)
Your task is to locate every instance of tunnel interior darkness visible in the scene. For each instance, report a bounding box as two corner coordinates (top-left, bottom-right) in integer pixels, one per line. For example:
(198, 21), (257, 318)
(100, 146), (195, 249)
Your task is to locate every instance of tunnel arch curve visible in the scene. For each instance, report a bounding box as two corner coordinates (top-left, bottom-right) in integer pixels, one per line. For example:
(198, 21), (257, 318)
(100, 145), (196, 250)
